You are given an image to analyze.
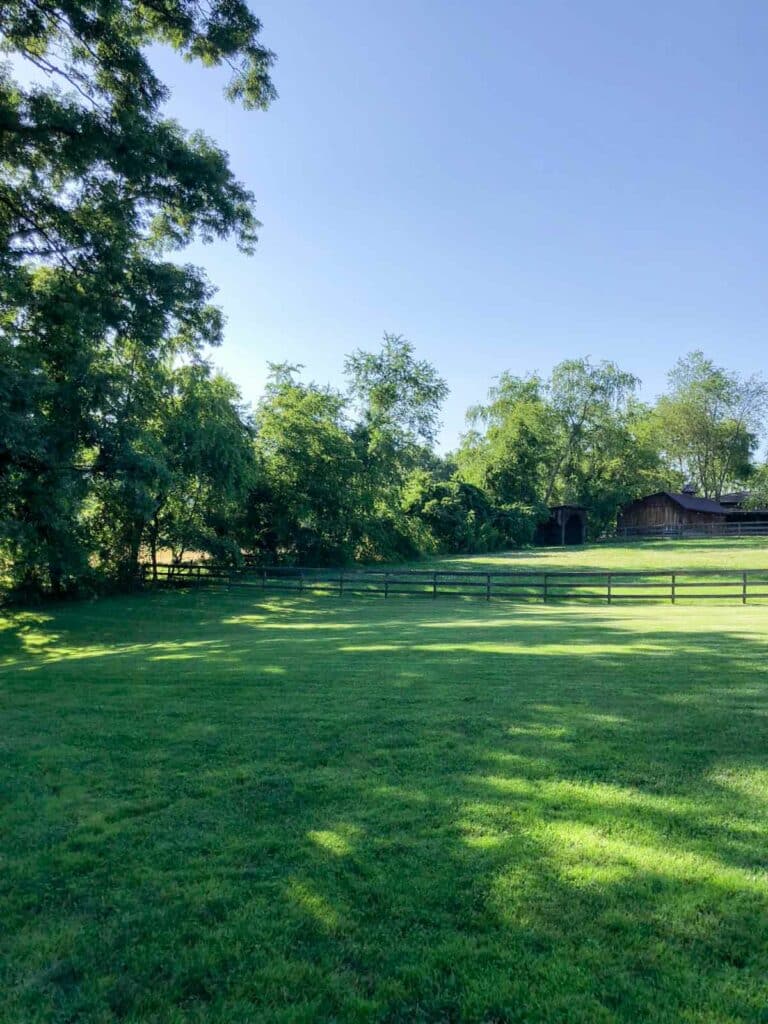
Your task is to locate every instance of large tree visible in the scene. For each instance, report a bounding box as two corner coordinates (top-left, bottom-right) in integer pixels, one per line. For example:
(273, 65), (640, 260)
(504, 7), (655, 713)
(343, 334), (449, 557)
(654, 352), (768, 499)
(147, 364), (255, 572)
(456, 358), (663, 537)
(456, 373), (553, 508)
(249, 365), (364, 565)
(544, 358), (641, 504)
(345, 333), (449, 471)
(247, 344), (450, 566)
(0, 0), (275, 592)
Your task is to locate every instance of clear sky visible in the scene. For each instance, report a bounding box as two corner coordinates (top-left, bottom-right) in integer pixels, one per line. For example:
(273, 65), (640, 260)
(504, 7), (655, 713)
(152, 0), (768, 450)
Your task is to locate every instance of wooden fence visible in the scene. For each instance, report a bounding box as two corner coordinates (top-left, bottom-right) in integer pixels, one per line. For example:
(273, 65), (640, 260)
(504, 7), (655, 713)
(141, 563), (768, 604)
(619, 521), (768, 539)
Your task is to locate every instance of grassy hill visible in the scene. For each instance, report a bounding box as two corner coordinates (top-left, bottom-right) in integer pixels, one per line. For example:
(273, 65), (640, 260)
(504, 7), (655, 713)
(2, 544), (768, 1021)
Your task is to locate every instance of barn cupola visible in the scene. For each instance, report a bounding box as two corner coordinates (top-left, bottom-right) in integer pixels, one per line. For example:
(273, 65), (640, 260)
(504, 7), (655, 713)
(682, 482), (697, 495)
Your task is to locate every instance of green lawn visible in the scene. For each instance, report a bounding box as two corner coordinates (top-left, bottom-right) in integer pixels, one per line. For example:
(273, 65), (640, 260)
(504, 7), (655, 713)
(425, 536), (768, 572)
(2, 577), (768, 1021)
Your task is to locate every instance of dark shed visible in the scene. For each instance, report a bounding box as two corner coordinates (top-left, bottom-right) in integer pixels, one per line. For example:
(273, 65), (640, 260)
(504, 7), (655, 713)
(535, 505), (588, 546)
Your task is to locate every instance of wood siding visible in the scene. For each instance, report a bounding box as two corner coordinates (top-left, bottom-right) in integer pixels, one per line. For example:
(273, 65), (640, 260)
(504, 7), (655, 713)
(619, 494), (724, 530)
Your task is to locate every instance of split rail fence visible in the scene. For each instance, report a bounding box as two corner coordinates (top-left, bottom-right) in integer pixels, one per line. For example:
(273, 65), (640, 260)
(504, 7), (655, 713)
(141, 563), (768, 604)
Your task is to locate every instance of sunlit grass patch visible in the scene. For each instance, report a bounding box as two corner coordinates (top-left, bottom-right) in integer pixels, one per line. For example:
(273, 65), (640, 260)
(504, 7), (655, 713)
(424, 535), (768, 572)
(2, 585), (768, 1022)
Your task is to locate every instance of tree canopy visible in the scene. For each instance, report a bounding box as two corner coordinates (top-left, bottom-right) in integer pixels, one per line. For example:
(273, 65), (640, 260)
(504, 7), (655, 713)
(2, 7), (767, 596)
(653, 352), (768, 499)
(455, 359), (670, 537)
(0, 0), (273, 593)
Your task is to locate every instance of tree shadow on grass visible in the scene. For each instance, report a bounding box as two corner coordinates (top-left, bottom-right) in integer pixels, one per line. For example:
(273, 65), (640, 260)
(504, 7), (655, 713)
(2, 592), (768, 1022)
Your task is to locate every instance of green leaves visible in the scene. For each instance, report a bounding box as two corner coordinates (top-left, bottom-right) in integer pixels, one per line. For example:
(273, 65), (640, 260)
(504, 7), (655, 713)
(345, 334), (449, 452)
(456, 359), (666, 539)
(252, 369), (364, 564)
(0, 1), (275, 592)
(246, 343), (454, 566)
(654, 352), (768, 499)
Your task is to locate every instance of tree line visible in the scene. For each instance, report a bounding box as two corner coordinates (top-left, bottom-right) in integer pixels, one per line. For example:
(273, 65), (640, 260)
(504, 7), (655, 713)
(2, 2), (767, 598)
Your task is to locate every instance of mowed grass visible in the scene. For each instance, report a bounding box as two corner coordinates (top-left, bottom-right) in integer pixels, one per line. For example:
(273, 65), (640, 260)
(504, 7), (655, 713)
(2, 584), (768, 1022)
(425, 536), (768, 572)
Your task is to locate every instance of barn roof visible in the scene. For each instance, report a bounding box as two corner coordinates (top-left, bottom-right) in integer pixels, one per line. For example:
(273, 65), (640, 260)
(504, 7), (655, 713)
(719, 491), (750, 506)
(655, 491), (728, 514)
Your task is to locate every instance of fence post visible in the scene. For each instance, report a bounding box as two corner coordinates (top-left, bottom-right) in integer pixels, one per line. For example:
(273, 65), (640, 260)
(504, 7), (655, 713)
(339, 570), (344, 597)
(671, 572), (676, 605)
(607, 573), (612, 605)
(486, 574), (491, 601)
(384, 573), (389, 599)
(262, 568), (267, 589)
(543, 574), (548, 604)
(298, 571), (304, 594)
(432, 572), (438, 599)
(743, 570), (748, 605)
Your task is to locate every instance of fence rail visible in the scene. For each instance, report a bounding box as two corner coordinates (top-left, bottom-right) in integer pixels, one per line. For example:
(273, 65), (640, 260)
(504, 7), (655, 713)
(620, 521), (768, 539)
(140, 563), (768, 604)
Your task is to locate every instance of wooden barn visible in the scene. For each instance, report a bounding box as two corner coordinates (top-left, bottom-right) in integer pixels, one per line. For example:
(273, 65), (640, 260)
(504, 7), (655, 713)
(618, 488), (727, 533)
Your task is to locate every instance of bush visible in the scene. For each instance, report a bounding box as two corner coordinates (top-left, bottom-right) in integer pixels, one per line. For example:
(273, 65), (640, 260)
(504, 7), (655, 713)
(404, 480), (536, 554)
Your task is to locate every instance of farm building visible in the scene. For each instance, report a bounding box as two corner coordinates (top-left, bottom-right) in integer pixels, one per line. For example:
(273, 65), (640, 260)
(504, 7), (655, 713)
(719, 491), (750, 509)
(535, 504), (588, 546)
(617, 488), (727, 534)
(719, 491), (768, 523)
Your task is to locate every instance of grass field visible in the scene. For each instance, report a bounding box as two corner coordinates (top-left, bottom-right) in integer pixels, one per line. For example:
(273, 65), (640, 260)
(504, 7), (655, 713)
(3, 543), (768, 1022)
(426, 536), (768, 572)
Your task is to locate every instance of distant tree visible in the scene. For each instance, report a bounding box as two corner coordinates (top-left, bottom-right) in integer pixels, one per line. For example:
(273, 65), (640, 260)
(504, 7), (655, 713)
(343, 335), (449, 558)
(83, 357), (255, 580)
(148, 366), (255, 570)
(561, 398), (671, 535)
(345, 334), (449, 469)
(544, 358), (641, 504)
(249, 365), (363, 564)
(403, 476), (491, 553)
(234, 341), (454, 567)
(743, 463), (768, 511)
(456, 374), (553, 508)
(653, 352), (768, 498)
(455, 358), (661, 537)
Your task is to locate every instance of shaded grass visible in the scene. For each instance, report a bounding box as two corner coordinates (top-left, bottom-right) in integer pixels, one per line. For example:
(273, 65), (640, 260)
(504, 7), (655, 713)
(2, 591), (768, 1022)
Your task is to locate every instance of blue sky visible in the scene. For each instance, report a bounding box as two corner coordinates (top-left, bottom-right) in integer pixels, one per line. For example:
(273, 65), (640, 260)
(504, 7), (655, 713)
(152, 0), (768, 449)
